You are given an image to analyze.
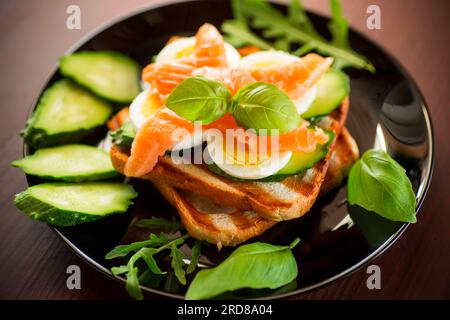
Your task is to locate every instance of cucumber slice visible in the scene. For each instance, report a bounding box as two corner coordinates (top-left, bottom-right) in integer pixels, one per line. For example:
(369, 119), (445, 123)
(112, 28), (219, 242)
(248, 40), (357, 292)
(272, 131), (334, 178)
(22, 79), (112, 149)
(14, 182), (138, 226)
(110, 121), (135, 149)
(301, 70), (349, 119)
(60, 51), (140, 103)
(12, 144), (119, 182)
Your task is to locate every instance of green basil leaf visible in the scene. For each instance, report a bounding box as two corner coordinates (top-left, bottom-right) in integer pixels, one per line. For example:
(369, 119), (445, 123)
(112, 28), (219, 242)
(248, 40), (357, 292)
(187, 241), (202, 274)
(170, 244), (187, 285)
(233, 82), (300, 134)
(105, 234), (167, 259)
(347, 149), (417, 223)
(135, 217), (184, 233)
(166, 76), (231, 124)
(185, 240), (299, 300)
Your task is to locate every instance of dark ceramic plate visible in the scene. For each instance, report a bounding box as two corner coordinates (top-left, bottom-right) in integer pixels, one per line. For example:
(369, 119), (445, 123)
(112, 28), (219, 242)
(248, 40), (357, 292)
(25, 0), (433, 299)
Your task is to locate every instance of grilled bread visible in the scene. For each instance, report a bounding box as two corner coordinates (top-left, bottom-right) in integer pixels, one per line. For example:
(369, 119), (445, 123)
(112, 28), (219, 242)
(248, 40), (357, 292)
(152, 127), (358, 247)
(111, 99), (349, 221)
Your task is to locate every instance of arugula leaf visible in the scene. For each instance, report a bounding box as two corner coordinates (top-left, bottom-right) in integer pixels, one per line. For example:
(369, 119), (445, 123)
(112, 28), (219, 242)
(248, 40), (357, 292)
(233, 82), (300, 134)
(139, 248), (165, 274)
(170, 244), (187, 285)
(187, 241), (202, 274)
(186, 239), (300, 300)
(347, 150), (417, 223)
(221, 0), (375, 73)
(105, 233), (167, 259)
(222, 20), (272, 50)
(135, 216), (184, 233)
(166, 76), (231, 124)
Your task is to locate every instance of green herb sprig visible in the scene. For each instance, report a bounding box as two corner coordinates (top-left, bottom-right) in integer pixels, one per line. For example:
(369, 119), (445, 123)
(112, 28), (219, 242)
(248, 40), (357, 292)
(166, 76), (300, 133)
(222, 0), (375, 73)
(106, 217), (201, 300)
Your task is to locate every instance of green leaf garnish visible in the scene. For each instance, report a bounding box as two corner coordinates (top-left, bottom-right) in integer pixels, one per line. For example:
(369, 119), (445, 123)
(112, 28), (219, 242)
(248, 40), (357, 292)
(185, 239), (300, 300)
(170, 244), (187, 285)
(233, 82), (300, 134)
(166, 76), (231, 124)
(135, 216), (184, 233)
(110, 121), (135, 149)
(187, 241), (202, 274)
(221, 0), (375, 73)
(347, 150), (417, 223)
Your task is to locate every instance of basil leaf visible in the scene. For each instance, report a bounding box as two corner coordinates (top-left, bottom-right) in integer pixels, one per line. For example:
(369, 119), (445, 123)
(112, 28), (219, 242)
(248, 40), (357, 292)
(187, 241), (202, 274)
(233, 82), (300, 134)
(135, 217), (184, 233)
(170, 244), (187, 285)
(166, 76), (231, 124)
(185, 239), (300, 300)
(347, 150), (417, 223)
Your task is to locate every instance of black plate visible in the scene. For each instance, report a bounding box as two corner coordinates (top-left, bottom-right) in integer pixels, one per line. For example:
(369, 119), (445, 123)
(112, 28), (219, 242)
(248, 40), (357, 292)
(25, 0), (434, 299)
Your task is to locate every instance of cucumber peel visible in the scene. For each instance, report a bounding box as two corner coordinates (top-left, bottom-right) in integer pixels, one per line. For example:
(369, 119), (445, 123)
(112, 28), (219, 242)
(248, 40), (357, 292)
(301, 70), (350, 119)
(14, 182), (138, 226)
(22, 79), (112, 149)
(60, 51), (140, 103)
(12, 144), (119, 182)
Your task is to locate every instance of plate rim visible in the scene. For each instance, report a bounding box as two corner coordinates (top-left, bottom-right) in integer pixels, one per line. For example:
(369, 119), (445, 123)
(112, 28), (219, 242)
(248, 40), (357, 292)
(22, 0), (435, 300)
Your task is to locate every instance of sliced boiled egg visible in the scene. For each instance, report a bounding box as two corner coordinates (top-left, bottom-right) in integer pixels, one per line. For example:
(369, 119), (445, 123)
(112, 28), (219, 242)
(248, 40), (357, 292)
(239, 50), (317, 115)
(155, 37), (241, 68)
(129, 89), (203, 151)
(206, 134), (292, 180)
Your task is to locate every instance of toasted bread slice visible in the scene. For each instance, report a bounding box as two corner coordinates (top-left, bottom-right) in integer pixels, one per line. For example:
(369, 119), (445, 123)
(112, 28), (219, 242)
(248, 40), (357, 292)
(152, 128), (358, 247)
(111, 99), (349, 221)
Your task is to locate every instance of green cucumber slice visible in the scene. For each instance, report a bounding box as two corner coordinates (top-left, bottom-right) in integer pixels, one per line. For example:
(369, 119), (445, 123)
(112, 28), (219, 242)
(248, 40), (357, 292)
(301, 70), (349, 119)
(14, 182), (138, 226)
(60, 51), (140, 103)
(22, 79), (112, 149)
(110, 121), (135, 149)
(12, 144), (119, 182)
(273, 131), (334, 177)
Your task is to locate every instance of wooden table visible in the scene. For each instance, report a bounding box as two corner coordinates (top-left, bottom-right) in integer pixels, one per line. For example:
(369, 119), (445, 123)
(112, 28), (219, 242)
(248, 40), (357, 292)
(0, 0), (449, 300)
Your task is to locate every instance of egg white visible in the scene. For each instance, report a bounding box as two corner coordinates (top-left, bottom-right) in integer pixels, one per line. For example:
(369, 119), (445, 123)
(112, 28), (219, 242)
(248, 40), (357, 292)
(129, 89), (203, 151)
(206, 136), (292, 180)
(239, 50), (317, 115)
(155, 37), (241, 68)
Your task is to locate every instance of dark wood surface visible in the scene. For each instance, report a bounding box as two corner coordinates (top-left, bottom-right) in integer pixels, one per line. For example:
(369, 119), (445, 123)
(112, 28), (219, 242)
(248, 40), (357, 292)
(0, 0), (449, 300)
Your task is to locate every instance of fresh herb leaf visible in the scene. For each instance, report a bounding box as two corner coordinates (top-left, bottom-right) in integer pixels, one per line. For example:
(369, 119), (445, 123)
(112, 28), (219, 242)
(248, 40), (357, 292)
(111, 265), (129, 276)
(185, 239), (300, 300)
(166, 76), (231, 124)
(222, 20), (273, 50)
(347, 150), (417, 223)
(221, 0), (375, 73)
(110, 121), (135, 148)
(170, 244), (187, 285)
(135, 216), (184, 233)
(233, 82), (300, 134)
(126, 266), (143, 300)
(139, 248), (166, 274)
(105, 233), (167, 259)
(187, 241), (202, 274)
